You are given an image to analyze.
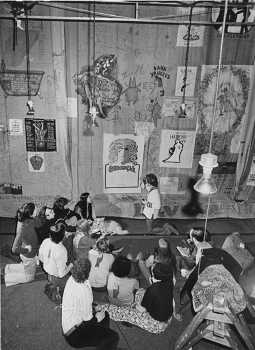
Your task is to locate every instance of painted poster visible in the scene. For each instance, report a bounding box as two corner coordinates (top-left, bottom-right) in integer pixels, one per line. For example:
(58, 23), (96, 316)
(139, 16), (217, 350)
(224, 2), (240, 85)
(247, 157), (255, 186)
(9, 119), (23, 136)
(175, 66), (197, 97)
(134, 121), (154, 141)
(159, 129), (196, 168)
(103, 134), (144, 193)
(28, 152), (45, 172)
(161, 97), (196, 120)
(196, 65), (253, 156)
(176, 25), (205, 47)
(25, 118), (57, 152)
(160, 176), (185, 195)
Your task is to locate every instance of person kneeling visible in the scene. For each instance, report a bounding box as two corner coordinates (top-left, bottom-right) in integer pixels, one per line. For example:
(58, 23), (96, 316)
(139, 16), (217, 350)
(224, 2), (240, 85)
(62, 258), (119, 350)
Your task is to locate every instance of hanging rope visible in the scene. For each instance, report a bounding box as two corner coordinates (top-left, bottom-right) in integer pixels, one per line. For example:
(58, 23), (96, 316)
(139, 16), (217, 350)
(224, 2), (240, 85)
(180, 4), (193, 114)
(25, 8), (31, 101)
(197, 0), (229, 276)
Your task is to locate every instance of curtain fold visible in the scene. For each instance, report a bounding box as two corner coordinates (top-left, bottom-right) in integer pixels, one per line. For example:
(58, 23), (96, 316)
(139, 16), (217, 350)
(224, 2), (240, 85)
(234, 62), (255, 201)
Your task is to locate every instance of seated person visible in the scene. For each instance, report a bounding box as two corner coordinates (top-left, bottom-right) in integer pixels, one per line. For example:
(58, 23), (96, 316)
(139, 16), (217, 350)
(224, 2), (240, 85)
(88, 237), (115, 290)
(177, 227), (211, 277)
(99, 262), (175, 334)
(34, 206), (55, 244)
(53, 196), (79, 223)
(62, 258), (119, 350)
(135, 262), (175, 323)
(5, 202), (39, 287)
(107, 256), (139, 306)
(74, 192), (96, 221)
(73, 219), (97, 260)
(39, 222), (73, 294)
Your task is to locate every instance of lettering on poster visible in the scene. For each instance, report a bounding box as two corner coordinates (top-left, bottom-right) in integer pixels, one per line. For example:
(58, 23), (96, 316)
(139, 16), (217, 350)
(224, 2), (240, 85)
(9, 119), (23, 136)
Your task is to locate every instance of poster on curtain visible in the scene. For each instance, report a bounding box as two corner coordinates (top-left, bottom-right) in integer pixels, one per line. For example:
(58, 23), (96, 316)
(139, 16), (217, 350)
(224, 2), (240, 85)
(159, 129), (196, 168)
(9, 119), (23, 136)
(103, 133), (144, 193)
(160, 176), (185, 195)
(175, 66), (197, 97)
(247, 157), (255, 186)
(25, 118), (57, 152)
(176, 25), (204, 47)
(161, 97), (196, 120)
(28, 152), (45, 172)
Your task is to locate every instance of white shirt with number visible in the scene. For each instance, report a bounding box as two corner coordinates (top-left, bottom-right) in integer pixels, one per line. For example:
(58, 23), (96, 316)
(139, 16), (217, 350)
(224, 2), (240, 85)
(143, 188), (161, 219)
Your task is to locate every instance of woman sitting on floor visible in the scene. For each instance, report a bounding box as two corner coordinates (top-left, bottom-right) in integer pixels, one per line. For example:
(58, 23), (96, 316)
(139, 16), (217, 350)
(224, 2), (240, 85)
(88, 237), (115, 290)
(100, 261), (175, 334)
(74, 192), (96, 221)
(107, 255), (139, 306)
(5, 202), (39, 287)
(62, 258), (119, 350)
(39, 221), (73, 297)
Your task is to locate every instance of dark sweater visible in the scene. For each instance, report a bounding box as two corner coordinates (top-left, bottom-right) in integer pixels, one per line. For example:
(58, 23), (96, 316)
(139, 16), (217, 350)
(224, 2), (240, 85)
(12, 218), (39, 258)
(141, 280), (173, 322)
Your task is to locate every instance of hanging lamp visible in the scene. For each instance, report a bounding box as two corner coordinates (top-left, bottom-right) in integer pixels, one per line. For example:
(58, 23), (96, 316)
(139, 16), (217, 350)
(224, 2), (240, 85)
(179, 4), (193, 118)
(194, 0), (229, 195)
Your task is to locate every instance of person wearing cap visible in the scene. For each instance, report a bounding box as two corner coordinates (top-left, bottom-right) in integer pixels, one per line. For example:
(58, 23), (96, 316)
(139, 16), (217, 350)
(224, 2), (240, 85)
(39, 221), (73, 293)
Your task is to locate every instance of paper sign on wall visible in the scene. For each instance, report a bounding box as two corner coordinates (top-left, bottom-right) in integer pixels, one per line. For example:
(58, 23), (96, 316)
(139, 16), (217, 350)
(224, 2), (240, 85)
(28, 152), (45, 172)
(247, 157), (255, 186)
(175, 66), (197, 97)
(134, 121), (154, 141)
(162, 97), (196, 120)
(176, 25), (205, 47)
(159, 129), (196, 168)
(160, 176), (185, 195)
(103, 133), (144, 193)
(9, 119), (23, 136)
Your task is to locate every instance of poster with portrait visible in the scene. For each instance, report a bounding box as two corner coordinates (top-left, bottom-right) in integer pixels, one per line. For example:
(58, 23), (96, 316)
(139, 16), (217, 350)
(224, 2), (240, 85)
(159, 129), (196, 168)
(175, 66), (197, 97)
(103, 134), (144, 193)
(176, 25), (205, 47)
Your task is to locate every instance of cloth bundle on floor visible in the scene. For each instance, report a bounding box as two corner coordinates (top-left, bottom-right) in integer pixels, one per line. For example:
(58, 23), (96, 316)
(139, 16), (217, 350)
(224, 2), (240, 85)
(99, 288), (171, 334)
(192, 264), (246, 314)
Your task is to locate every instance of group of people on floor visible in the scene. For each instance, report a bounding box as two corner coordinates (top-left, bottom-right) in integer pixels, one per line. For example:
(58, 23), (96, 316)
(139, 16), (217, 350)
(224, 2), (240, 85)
(3, 173), (254, 350)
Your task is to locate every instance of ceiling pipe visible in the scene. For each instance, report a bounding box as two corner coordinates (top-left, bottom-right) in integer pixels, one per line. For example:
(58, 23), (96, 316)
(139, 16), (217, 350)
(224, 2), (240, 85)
(0, 14), (255, 26)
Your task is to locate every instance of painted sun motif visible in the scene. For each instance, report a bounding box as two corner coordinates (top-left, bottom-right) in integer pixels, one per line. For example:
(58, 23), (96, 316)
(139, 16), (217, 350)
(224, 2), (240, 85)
(199, 66), (250, 135)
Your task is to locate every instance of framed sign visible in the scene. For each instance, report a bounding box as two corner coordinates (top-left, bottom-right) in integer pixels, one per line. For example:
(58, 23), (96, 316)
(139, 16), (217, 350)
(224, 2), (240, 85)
(25, 118), (57, 152)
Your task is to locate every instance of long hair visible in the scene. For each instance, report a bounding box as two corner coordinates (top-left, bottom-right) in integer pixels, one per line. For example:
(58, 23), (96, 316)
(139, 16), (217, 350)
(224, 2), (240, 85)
(17, 202), (35, 222)
(72, 258), (91, 283)
(75, 193), (93, 220)
(155, 238), (177, 277)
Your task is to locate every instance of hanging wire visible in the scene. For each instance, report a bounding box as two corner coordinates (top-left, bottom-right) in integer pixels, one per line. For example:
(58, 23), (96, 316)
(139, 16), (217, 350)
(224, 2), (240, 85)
(180, 4), (193, 114)
(24, 7), (31, 100)
(197, 0), (229, 276)
(90, 0), (96, 177)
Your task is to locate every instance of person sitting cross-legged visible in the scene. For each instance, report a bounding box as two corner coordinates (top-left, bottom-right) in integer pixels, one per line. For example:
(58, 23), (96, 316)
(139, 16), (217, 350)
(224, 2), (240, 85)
(62, 258), (120, 350)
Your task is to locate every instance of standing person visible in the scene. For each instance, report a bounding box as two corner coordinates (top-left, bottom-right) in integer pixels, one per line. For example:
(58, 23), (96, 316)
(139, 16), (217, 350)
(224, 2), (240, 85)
(4, 202), (39, 287)
(62, 258), (119, 350)
(142, 173), (161, 233)
(39, 222), (73, 296)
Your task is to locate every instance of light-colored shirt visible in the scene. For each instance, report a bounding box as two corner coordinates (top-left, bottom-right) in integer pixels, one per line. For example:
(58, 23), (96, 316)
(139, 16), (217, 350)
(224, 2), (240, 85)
(107, 272), (139, 306)
(62, 276), (93, 334)
(39, 238), (70, 278)
(143, 188), (161, 219)
(195, 242), (212, 264)
(88, 249), (114, 288)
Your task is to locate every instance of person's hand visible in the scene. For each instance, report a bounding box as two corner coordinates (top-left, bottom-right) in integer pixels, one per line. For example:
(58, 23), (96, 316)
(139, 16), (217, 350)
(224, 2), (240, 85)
(95, 310), (105, 322)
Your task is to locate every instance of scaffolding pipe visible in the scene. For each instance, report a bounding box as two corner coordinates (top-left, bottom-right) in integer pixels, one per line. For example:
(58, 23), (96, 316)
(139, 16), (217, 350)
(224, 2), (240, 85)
(0, 14), (255, 26)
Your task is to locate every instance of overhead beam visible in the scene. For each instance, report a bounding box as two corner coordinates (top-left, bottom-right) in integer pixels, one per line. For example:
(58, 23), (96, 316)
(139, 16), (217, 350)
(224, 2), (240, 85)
(1, 14), (255, 26)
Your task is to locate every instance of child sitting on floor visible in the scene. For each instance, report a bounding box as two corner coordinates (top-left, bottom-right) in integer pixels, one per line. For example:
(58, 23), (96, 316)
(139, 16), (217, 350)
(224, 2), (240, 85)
(107, 256), (139, 307)
(88, 237), (115, 290)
